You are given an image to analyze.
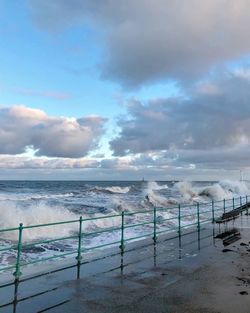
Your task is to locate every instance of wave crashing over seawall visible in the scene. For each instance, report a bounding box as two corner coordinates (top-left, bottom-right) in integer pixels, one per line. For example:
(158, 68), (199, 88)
(0, 179), (249, 266)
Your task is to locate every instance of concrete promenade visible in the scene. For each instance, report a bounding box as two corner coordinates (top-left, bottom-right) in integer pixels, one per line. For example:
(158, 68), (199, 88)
(1, 215), (250, 312)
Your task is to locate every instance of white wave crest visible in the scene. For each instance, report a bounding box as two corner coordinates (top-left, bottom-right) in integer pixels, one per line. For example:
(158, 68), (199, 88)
(218, 180), (250, 196)
(0, 203), (78, 241)
(143, 181), (172, 207)
(104, 186), (130, 194)
(146, 191), (169, 207)
(84, 213), (120, 232)
(175, 180), (250, 202)
(111, 196), (134, 213)
(198, 184), (230, 201)
(147, 181), (168, 190)
(0, 192), (74, 201)
(92, 186), (130, 194)
(175, 181), (197, 201)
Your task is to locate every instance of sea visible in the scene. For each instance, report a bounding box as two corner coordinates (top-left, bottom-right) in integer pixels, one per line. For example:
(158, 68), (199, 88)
(0, 179), (249, 268)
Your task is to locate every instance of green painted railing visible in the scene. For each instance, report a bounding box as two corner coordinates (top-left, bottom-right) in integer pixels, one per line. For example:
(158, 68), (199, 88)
(0, 195), (249, 279)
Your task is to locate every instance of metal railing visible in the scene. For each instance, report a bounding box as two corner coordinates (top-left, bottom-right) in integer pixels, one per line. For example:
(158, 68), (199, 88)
(0, 195), (249, 279)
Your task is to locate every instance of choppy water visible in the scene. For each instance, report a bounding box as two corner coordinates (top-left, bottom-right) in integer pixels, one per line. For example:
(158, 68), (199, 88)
(0, 179), (249, 268)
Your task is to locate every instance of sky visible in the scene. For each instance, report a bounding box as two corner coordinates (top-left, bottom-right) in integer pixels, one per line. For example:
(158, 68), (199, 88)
(1, 0), (250, 180)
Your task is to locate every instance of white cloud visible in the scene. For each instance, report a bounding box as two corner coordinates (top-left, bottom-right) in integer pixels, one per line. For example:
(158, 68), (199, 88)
(0, 105), (106, 157)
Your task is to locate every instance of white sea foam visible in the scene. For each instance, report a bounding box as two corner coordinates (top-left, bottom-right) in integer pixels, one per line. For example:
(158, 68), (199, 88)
(0, 203), (78, 241)
(1, 180), (249, 267)
(0, 193), (74, 201)
(147, 181), (168, 190)
(174, 181), (197, 201)
(111, 196), (135, 213)
(92, 186), (130, 194)
(85, 213), (121, 232)
(197, 184), (230, 200)
(146, 191), (169, 207)
(143, 181), (172, 207)
(174, 180), (250, 202)
(104, 186), (130, 194)
(218, 180), (250, 196)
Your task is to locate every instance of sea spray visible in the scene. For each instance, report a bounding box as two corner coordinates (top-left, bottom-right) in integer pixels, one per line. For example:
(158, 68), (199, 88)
(0, 202), (78, 241)
(147, 181), (169, 191)
(143, 181), (172, 207)
(0, 180), (249, 267)
(174, 181), (197, 201)
(219, 180), (250, 195)
(174, 180), (250, 202)
(198, 184), (230, 200)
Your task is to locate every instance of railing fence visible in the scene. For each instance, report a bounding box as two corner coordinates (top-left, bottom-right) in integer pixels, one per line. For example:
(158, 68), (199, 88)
(0, 195), (249, 280)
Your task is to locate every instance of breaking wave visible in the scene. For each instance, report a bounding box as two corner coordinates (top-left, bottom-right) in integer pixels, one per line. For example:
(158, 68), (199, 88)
(0, 203), (78, 241)
(0, 193), (74, 202)
(0, 179), (250, 267)
(174, 180), (250, 202)
(91, 186), (131, 194)
(147, 181), (169, 190)
(142, 181), (176, 208)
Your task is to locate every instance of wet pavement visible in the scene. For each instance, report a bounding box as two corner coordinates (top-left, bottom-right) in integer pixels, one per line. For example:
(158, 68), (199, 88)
(1, 215), (250, 313)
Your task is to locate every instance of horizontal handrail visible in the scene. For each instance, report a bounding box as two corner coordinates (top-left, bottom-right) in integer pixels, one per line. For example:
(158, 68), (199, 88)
(21, 235), (79, 249)
(124, 220), (153, 229)
(22, 219), (79, 230)
(84, 226), (121, 236)
(82, 240), (121, 252)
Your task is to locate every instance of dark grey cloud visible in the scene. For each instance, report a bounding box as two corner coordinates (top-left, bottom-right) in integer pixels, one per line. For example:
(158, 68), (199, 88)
(129, 147), (250, 171)
(110, 71), (250, 168)
(28, 0), (250, 88)
(0, 105), (106, 158)
(172, 147), (250, 170)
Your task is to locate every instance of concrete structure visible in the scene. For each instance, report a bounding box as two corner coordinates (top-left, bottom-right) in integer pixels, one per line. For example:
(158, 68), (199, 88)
(1, 214), (250, 312)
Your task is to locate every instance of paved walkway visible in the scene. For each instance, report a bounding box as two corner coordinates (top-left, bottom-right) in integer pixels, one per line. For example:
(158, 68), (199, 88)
(1, 216), (250, 312)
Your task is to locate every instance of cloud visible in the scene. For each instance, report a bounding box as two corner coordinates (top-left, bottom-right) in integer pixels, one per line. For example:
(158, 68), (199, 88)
(28, 0), (250, 88)
(0, 154), (132, 171)
(0, 155), (99, 169)
(128, 147), (250, 171)
(0, 148), (249, 180)
(170, 146), (250, 170)
(110, 70), (250, 168)
(0, 105), (106, 158)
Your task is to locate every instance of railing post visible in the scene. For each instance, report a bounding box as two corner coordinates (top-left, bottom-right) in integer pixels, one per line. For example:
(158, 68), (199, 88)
(246, 195), (248, 205)
(14, 223), (23, 279)
(240, 196), (242, 207)
(178, 204), (181, 238)
(120, 211), (125, 253)
(233, 197), (235, 210)
(197, 202), (200, 231)
(76, 216), (83, 262)
(212, 200), (215, 223)
(223, 199), (226, 214)
(197, 202), (201, 250)
(153, 207), (157, 243)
